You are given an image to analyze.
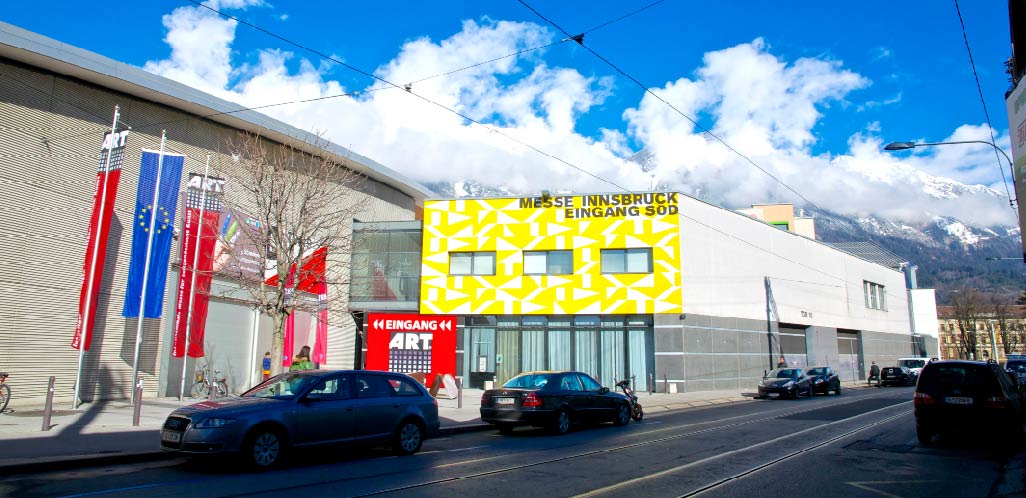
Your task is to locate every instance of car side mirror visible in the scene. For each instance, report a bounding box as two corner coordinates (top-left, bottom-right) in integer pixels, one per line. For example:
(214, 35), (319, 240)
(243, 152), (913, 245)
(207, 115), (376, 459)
(599, 387), (609, 395)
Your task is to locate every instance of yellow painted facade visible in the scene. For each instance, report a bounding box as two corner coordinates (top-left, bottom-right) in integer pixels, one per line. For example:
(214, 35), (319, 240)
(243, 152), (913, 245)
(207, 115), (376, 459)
(420, 193), (683, 315)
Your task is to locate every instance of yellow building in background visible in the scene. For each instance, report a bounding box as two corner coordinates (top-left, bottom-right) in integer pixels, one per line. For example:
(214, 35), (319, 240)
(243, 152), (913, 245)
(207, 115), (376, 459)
(420, 193), (683, 316)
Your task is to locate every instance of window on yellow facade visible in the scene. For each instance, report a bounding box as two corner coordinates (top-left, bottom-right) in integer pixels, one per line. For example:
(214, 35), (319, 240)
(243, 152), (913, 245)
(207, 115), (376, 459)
(600, 248), (652, 273)
(449, 251), (496, 275)
(523, 250), (573, 275)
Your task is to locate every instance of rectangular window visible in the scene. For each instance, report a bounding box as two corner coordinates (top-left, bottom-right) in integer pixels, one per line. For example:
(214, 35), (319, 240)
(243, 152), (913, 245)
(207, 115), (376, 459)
(450, 251), (496, 275)
(523, 250), (573, 274)
(600, 248), (652, 273)
(863, 281), (886, 310)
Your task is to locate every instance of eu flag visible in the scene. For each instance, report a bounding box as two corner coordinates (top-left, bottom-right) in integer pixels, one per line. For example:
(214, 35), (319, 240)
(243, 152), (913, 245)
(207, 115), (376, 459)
(122, 150), (186, 318)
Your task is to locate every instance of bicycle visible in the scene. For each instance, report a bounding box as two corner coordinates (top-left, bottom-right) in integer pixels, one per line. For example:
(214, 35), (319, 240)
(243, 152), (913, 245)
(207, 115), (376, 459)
(190, 365), (228, 398)
(0, 372), (9, 413)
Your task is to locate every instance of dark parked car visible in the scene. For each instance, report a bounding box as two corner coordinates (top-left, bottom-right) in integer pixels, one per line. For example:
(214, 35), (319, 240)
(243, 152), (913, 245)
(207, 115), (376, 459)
(914, 359), (1026, 445)
(1004, 359), (1026, 385)
(480, 371), (632, 434)
(880, 366), (915, 386)
(160, 370), (440, 469)
(807, 366), (841, 395)
(756, 368), (812, 399)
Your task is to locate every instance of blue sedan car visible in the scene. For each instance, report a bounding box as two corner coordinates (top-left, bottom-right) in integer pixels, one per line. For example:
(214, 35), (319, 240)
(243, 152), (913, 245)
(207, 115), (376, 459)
(160, 370), (439, 469)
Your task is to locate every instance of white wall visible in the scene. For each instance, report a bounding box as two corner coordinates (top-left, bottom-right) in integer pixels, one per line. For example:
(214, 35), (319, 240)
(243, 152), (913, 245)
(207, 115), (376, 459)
(910, 289), (939, 339)
(678, 196), (910, 334)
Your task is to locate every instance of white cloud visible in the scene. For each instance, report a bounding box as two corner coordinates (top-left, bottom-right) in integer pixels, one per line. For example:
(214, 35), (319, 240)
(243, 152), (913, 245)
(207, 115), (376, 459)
(142, 3), (1017, 228)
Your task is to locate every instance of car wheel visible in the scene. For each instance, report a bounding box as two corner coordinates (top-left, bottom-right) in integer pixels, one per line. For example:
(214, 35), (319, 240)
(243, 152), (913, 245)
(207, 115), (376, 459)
(393, 419), (424, 455)
(496, 424), (515, 434)
(835, 383), (842, 395)
(613, 403), (630, 426)
(243, 427), (286, 470)
(552, 409), (572, 435)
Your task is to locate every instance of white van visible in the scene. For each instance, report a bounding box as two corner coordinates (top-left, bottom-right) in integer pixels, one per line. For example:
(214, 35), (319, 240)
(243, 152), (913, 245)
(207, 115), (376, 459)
(897, 357), (929, 377)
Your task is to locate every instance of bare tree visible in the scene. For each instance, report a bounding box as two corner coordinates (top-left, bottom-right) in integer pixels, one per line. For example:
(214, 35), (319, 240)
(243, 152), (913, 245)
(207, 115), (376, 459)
(992, 298), (1022, 356)
(951, 288), (984, 360)
(211, 133), (370, 375)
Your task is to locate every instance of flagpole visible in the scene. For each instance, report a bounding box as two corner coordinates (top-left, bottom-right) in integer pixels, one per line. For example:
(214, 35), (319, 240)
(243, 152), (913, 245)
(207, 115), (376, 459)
(130, 131), (167, 404)
(179, 155), (211, 401)
(74, 105), (120, 410)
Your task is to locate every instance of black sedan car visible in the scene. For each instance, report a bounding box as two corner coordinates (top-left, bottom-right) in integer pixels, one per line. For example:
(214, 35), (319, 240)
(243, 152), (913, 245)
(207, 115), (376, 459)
(881, 366), (916, 386)
(808, 366), (841, 395)
(480, 371), (632, 434)
(756, 368), (813, 399)
(160, 370), (440, 469)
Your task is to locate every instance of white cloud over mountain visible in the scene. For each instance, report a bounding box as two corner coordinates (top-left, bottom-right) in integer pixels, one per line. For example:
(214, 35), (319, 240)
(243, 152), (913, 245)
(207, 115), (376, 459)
(143, 2), (1017, 227)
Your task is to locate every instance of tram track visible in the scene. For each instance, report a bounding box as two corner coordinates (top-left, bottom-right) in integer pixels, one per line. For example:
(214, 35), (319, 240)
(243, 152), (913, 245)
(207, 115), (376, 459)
(347, 391), (911, 498)
(55, 389), (911, 498)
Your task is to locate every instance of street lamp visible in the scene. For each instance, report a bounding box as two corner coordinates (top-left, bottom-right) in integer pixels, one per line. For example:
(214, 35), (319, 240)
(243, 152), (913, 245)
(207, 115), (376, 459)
(885, 140), (1024, 264)
(882, 138), (1017, 201)
(883, 140), (1015, 175)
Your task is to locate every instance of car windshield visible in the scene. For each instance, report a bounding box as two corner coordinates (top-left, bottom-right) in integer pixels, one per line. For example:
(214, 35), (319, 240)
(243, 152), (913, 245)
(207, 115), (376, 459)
(767, 369), (798, 379)
(1006, 361), (1026, 373)
(503, 373), (553, 389)
(898, 359), (926, 369)
(243, 373), (318, 399)
(807, 368), (828, 376)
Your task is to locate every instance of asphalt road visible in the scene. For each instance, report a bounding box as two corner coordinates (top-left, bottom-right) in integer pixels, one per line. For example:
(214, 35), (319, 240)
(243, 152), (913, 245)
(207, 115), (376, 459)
(4, 386), (1023, 498)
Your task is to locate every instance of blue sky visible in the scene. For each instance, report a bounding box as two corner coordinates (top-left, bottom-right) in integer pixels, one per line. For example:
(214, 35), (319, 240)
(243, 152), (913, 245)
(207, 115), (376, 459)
(3, 1), (1018, 225)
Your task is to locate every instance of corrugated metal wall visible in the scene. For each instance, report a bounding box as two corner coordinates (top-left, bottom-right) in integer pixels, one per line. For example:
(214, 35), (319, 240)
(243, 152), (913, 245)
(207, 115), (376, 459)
(0, 57), (418, 406)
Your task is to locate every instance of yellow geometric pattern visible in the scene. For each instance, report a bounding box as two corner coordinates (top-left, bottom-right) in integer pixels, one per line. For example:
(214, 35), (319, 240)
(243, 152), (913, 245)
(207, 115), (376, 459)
(420, 193), (683, 315)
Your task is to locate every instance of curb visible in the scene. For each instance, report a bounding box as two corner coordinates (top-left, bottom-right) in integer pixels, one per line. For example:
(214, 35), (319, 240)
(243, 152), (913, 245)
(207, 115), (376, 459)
(1, 423), (495, 475)
(0, 450), (175, 475)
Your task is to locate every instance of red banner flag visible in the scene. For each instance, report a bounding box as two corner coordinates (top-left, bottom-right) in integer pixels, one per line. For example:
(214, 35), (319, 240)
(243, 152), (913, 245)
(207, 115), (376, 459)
(73, 129), (129, 351)
(172, 174), (222, 358)
(282, 268), (296, 367)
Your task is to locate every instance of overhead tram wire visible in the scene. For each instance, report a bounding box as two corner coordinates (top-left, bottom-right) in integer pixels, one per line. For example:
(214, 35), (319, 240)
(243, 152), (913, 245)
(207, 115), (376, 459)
(515, 0), (825, 213)
(953, 0), (1019, 222)
(39, 85), (393, 144)
(4, 65), (893, 296)
(187, 0), (632, 192)
(26, 0), (656, 144)
(176, 2), (887, 289)
(578, 0), (670, 37)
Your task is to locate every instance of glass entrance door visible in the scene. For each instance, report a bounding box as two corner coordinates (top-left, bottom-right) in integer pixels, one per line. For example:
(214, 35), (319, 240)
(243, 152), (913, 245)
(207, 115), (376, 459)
(468, 327), (495, 388)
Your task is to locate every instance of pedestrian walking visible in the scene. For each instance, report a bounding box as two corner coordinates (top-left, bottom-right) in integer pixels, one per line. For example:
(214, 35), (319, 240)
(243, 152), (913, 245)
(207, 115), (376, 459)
(290, 345), (314, 372)
(777, 356), (787, 368)
(261, 351), (272, 381)
(868, 361), (880, 387)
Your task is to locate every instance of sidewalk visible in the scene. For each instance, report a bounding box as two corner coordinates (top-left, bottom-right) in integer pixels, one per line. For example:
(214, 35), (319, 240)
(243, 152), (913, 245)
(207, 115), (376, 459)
(0, 380), (871, 473)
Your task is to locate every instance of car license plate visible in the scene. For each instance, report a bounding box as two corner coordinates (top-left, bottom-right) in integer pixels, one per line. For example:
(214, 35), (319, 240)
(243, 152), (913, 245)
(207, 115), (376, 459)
(161, 430), (182, 443)
(495, 397), (515, 405)
(944, 397), (973, 405)
(768, 393), (780, 398)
